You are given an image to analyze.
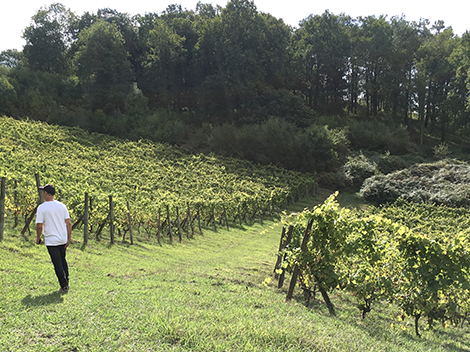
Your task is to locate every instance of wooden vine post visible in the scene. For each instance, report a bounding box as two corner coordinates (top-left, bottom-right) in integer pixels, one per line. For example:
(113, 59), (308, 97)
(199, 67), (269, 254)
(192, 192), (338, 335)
(286, 219), (313, 301)
(14, 179), (18, 228)
(197, 206), (202, 235)
(166, 205), (173, 243)
(35, 173), (44, 204)
(223, 206), (229, 231)
(212, 205), (217, 232)
(157, 208), (161, 245)
(274, 227), (286, 278)
(176, 206), (182, 242)
(21, 174), (42, 236)
(0, 177), (5, 242)
(83, 192), (89, 246)
(126, 201), (134, 245)
(277, 225), (294, 288)
(187, 204), (194, 237)
(109, 195), (114, 245)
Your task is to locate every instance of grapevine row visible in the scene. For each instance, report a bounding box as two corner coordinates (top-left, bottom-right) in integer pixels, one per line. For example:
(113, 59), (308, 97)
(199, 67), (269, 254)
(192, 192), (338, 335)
(0, 116), (316, 239)
(276, 193), (470, 336)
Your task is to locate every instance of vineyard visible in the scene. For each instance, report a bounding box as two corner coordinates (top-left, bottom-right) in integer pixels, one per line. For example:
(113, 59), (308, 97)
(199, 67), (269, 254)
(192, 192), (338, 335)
(276, 193), (470, 337)
(0, 116), (315, 241)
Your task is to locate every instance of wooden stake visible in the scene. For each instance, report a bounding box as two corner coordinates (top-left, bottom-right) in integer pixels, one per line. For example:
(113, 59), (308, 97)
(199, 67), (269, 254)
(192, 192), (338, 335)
(0, 177), (5, 242)
(197, 206), (202, 235)
(176, 206), (182, 242)
(286, 220), (313, 301)
(167, 205), (173, 243)
(187, 205), (194, 237)
(83, 193), (89, 246)
(109, 195), (114, 245)
(126, 201), (133, 245)
(14, 179), (18, 228)
(157, 208), (161, 245)
(278, 226), (294, 288)
(223, 206), (229, 231)
(212, 205), (217, 232)
(34, 173), (44, 204)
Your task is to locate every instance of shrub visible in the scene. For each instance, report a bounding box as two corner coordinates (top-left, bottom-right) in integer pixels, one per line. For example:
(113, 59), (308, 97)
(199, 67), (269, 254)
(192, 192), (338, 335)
(373, 153), (410, 174)
(207, 118), (340, 173)
(340, 153), (377, 189)
(359, 160), (470, 207)
(348, 120), (411, 155)
(433, 142), (451, 159)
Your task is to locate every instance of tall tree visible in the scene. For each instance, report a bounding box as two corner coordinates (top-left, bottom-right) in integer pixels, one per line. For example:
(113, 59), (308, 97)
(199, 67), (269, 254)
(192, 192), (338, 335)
(357, 16), (393, 118)
(74, 20), (133, 112)
(291, 11), (351, 114)
(416, 27), (457, 139)
(23, 3), (75, 74)
(141, 18), (187, 109)
(195, 0), (292, 122)
(387, 17), (427, 125)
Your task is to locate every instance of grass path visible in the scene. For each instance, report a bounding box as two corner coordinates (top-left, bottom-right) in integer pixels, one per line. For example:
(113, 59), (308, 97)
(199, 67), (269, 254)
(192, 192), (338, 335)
(1, 214), (469, 351)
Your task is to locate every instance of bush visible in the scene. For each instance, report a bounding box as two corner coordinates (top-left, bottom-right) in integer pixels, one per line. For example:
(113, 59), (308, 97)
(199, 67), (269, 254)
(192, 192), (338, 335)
(433, 142), (450, 159)
(207, 118), (340, 173)
(359, 160), (470, 207)
(373, 153), (410, 175)
(348, 120), (411, 155)
(340, 154), (377, 189)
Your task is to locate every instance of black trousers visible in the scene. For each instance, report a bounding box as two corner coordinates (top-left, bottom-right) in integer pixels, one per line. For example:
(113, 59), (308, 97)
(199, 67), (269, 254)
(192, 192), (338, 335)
(47, 245), (69, 290)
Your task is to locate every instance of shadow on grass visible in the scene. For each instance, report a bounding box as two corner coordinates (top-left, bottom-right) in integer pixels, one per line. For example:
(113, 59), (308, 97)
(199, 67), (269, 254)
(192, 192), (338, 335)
(22, 292), (64, 307)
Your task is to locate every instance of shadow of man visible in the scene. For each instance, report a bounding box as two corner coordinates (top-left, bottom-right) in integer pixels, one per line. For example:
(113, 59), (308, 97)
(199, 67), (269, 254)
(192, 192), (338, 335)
(22, 292), (64, 307)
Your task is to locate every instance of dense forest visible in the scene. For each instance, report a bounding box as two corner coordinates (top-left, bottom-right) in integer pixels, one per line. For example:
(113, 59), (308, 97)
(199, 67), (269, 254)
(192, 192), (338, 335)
(1, 0), (470, 173)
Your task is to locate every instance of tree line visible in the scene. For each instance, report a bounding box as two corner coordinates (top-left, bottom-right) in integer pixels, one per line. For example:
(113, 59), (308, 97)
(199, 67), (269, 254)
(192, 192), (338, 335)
(1, 1), (470, 163)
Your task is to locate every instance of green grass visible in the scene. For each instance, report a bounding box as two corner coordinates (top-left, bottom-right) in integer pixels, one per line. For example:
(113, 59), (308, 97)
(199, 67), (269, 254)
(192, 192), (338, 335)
(1, 212), (469, 351)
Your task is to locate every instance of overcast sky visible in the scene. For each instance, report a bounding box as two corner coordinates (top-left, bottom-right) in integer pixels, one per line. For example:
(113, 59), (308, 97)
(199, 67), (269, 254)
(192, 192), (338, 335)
(1, 0), (469, 52)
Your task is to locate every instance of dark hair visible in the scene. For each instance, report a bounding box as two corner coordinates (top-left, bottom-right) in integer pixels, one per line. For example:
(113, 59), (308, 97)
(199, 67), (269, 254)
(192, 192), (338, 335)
(39, 184), (56, 195)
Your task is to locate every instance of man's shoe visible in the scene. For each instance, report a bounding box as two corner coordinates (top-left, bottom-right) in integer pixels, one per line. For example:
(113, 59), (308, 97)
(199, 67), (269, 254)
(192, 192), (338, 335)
(58, 287), (69, 294)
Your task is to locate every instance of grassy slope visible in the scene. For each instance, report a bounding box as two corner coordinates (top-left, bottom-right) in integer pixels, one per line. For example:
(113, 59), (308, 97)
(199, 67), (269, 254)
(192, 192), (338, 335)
(1, 214), (469, 351)
(0, 118), (468, 351)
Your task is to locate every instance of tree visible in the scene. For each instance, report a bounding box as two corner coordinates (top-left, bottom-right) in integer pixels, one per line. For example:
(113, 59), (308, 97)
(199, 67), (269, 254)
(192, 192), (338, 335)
(291, 11), (351, 114)
(74, 20), (133, 112)
(0, 70), (17, 115)
(23, 3), (75, 74)
(0, 50), (24, 69)
(195, 0), (293, 122)
(448, 32), (470, 136)
(387, 17), (427, 126)
(416, 28), (457, 140)
(356, 16), (393, 118)
(141, 18), (187, 109)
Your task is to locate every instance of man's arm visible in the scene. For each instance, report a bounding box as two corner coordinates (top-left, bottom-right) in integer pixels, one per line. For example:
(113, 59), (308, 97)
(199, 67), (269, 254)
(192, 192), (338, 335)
(65, 218), (72, 248)
(36, 223), (43, 245)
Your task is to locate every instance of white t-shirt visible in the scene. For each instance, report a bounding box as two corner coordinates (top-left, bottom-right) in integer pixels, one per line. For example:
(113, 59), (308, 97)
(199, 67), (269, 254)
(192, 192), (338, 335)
(36, 200), (70, 246)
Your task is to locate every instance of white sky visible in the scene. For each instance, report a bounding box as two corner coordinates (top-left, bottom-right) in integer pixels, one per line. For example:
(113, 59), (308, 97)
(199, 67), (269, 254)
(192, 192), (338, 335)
(1, 0), (470, 52)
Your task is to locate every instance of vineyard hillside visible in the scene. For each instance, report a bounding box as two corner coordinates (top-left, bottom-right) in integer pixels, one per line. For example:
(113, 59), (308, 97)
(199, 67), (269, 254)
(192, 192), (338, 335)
(0, 116), (315, 234)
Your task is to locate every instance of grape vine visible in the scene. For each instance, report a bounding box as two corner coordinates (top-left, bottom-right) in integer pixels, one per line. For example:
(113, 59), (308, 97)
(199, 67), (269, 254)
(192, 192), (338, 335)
(0, 116), (316, 235)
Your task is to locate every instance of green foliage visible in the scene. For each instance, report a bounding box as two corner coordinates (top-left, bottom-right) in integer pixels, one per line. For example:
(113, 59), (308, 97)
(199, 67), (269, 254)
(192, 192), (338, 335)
(0, 116), (315, 233)
(433, 142), (451, 159)
(291, 11), (350, 114)
(5, 1), (470, 151)
(340, 154), (377, 189)
(207, 118), (340, 172)
(360, 160), (470, 207)
(373, 152), (410, 175)
(0, 74), (17, 115)
(348, 120), (412, 155)
(74, 20), (133, 112)
(3, 218), (467, 351)
(22, 3), (74, 74)
(280, 193), (470, 336)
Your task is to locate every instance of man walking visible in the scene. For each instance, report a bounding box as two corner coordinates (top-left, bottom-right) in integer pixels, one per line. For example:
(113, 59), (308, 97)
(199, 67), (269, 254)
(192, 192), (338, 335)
(36, 184), (72, 294)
